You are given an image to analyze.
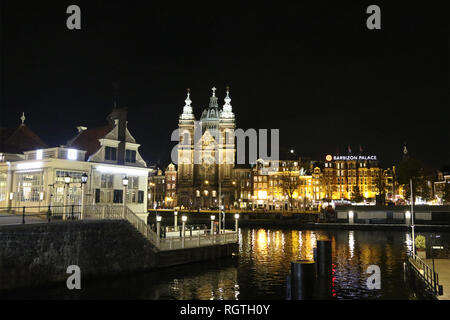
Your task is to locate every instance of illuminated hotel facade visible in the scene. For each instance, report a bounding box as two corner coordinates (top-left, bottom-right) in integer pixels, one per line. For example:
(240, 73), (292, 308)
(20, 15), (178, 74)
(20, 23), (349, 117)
(323, 154), (388, 201)
(250, 154), (395, 210)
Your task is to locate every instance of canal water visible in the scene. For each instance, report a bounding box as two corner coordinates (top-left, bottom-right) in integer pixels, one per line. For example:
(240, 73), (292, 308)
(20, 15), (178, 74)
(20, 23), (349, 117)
(3, 228), (449, 300)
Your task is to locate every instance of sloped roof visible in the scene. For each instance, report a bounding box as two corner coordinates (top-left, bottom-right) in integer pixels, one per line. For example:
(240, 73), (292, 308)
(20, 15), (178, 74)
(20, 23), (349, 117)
(67, 125), (114, 158)
(0, 125), (47, 154)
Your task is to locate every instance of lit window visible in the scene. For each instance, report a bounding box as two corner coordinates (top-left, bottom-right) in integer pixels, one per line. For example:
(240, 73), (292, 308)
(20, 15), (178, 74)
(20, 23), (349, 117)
(36, 150), (43, 160)
(67, 149), (77, 160)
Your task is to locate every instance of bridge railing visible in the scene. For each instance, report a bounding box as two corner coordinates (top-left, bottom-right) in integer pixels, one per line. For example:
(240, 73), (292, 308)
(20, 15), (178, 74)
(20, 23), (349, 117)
(84, 204), (159, 248)
(407, 252), (443, 296)
(158, 231), (238, 250)
(1, 204), (238, 251)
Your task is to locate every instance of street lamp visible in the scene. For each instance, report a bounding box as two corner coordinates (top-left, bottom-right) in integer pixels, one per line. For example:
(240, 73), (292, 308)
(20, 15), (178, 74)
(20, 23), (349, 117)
(234, 213), (240, 232)
(181, 215), (187, 248)
(64, 174), (72, 184)
(81, 173), (88, 220)
(123, 176), (129, 217)
(63, 174), (72, 220)
(156, 215), (162, 244)
(181, 215), (187, 235)
(174, 210), (178, 231)
(210, 215), (215, 234)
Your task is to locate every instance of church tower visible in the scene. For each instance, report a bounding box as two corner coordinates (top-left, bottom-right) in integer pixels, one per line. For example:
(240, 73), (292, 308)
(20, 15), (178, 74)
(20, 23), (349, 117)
(177, 89), (195, 207)
(176, 86), (237, 209)
(218, 87), (236, 202)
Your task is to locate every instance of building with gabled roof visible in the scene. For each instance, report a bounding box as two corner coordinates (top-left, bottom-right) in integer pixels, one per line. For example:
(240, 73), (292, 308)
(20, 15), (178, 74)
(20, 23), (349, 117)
(0, 108), (150, 219)
(0, 112), (48, 162)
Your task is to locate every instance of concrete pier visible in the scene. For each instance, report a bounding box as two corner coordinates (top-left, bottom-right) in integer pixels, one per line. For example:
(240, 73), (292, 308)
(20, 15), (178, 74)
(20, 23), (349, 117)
(0, 220), (238, 292)
(425, 259), (450, 300)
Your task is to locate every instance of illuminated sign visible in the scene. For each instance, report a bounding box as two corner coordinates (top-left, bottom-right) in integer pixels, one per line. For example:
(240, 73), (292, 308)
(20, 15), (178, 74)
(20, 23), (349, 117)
(326, 155), (378, 161)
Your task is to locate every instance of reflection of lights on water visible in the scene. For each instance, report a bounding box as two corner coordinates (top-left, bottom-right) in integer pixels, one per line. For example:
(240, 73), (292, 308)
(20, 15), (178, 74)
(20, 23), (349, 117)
(311, 232), (316, 248)
(238, 229), (243, 250)
(257, 229), (268, 250)
(251, 229), (255, 247)
(299, 231), (303, 249)
(405, 233), (413, 254)
(267, 230), (271, 246)
(281, 233), (285, 249)
(349, 231), (355, 259)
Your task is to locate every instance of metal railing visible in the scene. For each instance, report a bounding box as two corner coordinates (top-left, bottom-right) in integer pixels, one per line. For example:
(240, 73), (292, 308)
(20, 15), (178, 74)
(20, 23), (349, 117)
(407, 252), (443, 296)
(83, 204), (159, 248)
(0, 204), (239, 252)
(158, 230), (238, 250)
(0, 205), (82, 225)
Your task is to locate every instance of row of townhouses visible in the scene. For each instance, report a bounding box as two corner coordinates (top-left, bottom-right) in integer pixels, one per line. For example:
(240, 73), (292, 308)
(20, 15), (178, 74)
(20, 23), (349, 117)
(148, 88), (449, 211)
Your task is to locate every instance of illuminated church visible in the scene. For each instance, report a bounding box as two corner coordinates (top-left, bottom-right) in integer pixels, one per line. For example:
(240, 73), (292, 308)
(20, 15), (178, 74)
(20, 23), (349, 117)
(177, 87), (237, 209)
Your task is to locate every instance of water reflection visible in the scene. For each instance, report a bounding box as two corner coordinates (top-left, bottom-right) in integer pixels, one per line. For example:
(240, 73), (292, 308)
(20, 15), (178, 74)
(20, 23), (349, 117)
(4, 228), (448, 300)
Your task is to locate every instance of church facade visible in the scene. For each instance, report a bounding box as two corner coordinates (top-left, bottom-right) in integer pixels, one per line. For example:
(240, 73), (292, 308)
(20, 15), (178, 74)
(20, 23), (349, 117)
(177, 87), (238, 209)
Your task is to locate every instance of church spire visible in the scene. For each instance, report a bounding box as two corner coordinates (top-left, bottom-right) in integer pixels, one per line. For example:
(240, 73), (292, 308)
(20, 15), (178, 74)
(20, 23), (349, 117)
(208, 86), (219, 109)
(180, 88), (195, 120)
(220, 86), (234, 119)
(20, 112), (26, 126)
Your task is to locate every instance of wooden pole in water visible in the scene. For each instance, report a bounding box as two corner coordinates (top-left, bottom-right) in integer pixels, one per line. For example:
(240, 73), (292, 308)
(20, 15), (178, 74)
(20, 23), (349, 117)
(317, 240), (332, 278)
(290, 260), (316, 300)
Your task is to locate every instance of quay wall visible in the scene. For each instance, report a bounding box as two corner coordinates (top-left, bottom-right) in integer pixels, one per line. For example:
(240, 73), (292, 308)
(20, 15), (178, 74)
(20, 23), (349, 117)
(0, 220), (237, 292)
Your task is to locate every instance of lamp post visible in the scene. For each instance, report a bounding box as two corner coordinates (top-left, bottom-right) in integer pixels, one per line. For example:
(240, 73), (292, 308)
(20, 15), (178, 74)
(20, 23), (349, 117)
(410, 178), (415, 255)
(211, 215), (215, 244)
(8, 192), (14, 213)
(123, 176), (129, 217)
(181, 215), (187, 248)
(234, 213), (239, 232)
(174, 210), (178, 232)
(210, 215), (215, 233)
(63, 174), (72, 220)
(156, 215), (162, 245)
(81, 173), (88, 220)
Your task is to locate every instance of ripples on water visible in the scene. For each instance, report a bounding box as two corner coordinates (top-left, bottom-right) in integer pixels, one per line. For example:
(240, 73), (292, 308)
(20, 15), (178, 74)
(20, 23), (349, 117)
(4, 228), (448, 300)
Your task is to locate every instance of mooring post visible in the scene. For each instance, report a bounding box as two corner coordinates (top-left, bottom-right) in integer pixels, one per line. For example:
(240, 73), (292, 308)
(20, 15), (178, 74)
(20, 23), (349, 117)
(317, 240), (332, 278)
(290, 260), (316, 300)
(22, 206), (25, 224)
(286, 275), (292, 300)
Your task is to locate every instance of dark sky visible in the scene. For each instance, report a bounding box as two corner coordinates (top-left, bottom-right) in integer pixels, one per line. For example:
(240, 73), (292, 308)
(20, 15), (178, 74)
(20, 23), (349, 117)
(1, 1), (449, 169)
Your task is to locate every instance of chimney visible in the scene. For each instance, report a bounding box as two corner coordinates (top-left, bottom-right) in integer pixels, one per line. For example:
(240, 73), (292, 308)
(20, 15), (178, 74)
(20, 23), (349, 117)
(107, 108), (128, 165)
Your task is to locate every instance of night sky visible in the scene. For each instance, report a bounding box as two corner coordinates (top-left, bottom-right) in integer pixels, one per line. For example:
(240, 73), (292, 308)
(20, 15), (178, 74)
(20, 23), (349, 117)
(1, 1), (449, 169)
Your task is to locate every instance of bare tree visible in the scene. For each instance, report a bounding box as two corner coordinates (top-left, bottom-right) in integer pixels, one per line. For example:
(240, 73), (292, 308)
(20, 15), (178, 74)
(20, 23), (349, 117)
(280, 168), (305, 210)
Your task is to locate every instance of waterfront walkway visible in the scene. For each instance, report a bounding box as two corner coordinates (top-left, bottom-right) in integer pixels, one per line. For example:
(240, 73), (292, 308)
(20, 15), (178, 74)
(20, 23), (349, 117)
(425, 259), (450, 300)
(0, 214), (43, 226)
